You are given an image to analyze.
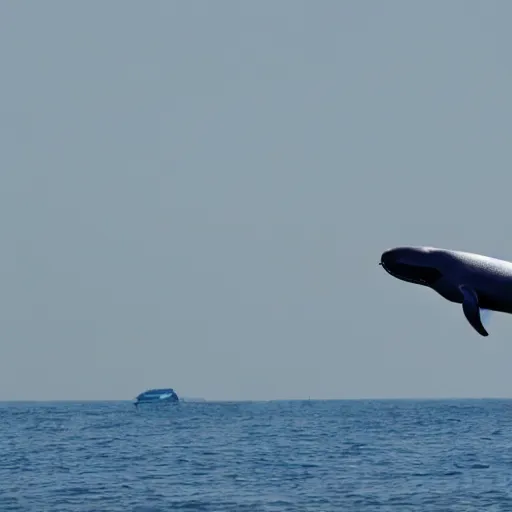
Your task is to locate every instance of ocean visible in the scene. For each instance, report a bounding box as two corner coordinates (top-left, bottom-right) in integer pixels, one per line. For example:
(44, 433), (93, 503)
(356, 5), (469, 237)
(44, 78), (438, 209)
(1, 399), (512, 511)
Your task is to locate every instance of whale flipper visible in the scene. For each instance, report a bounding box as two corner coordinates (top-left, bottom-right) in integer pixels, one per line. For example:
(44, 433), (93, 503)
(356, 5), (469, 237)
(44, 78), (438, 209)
(459, 285), (489, 337)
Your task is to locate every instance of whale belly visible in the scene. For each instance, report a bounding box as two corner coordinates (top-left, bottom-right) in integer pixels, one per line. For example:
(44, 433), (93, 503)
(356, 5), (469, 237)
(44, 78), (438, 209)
(476, 291), (512, 314)
(470, 273), (512, 314)
(432, 279), (464, 303)
(431, 272), (512, 313)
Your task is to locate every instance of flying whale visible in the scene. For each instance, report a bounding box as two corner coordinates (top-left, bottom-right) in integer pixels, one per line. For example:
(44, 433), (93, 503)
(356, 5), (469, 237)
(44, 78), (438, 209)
(380, 246), (512, 337)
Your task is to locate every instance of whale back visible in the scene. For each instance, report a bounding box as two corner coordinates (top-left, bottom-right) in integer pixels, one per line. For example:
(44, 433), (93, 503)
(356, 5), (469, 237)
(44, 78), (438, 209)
(443, 248), (512, 280)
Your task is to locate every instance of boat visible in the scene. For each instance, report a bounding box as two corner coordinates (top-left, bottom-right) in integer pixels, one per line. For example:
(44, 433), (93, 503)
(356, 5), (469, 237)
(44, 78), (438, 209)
(134, 388), (179, 407)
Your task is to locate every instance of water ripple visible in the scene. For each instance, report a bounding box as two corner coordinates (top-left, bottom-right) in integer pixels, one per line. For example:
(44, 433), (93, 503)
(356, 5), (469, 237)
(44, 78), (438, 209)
(1, 399), (512, 510)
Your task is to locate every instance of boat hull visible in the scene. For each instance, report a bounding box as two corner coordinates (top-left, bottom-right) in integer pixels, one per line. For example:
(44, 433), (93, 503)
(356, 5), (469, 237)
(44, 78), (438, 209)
(134, 388), (179, 407)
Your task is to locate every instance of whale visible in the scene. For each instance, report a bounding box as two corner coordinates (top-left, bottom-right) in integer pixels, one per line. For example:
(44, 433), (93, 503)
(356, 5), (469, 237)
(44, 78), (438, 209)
(379, 246), (512, 337)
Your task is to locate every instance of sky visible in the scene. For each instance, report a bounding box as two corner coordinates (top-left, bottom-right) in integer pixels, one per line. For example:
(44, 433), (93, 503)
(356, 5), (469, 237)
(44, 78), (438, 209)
(1, 1), (512, 401)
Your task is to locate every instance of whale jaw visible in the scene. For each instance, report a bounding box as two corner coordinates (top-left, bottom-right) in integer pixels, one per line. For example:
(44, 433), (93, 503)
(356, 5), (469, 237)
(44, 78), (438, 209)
(380, 247), (443, 287)
(379, 260), (431, 287)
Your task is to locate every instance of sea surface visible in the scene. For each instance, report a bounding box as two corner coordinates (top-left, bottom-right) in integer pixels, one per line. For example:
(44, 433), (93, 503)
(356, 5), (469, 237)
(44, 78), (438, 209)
(1, 399), (512, 511)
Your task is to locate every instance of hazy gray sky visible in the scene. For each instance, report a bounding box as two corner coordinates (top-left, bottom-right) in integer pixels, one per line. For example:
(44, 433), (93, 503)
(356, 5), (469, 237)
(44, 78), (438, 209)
(1, 1), (512, 401)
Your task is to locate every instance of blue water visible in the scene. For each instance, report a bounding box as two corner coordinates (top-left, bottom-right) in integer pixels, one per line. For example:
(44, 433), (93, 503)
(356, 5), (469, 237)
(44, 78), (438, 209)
(2, 399), (512, 511)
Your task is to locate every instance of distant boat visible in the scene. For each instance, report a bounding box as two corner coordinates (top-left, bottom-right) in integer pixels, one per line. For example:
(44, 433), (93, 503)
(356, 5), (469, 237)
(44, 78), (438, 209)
(134, 388), (179, 407)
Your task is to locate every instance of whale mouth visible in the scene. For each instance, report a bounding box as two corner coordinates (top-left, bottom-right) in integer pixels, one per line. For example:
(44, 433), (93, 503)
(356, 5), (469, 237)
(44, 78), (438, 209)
(380, 260), (433, 286)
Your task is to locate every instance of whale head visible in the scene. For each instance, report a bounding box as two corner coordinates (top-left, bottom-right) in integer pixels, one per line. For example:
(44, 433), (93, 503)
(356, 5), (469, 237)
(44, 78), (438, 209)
(380, 246), (444, 287)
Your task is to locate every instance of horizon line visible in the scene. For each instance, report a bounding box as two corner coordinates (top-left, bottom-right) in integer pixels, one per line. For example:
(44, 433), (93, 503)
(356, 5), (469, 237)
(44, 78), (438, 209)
(2, 396), (512, 403)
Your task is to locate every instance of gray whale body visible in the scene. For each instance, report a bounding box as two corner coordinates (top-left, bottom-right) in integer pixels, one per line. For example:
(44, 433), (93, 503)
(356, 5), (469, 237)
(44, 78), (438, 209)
(380, 246), (512, 337)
